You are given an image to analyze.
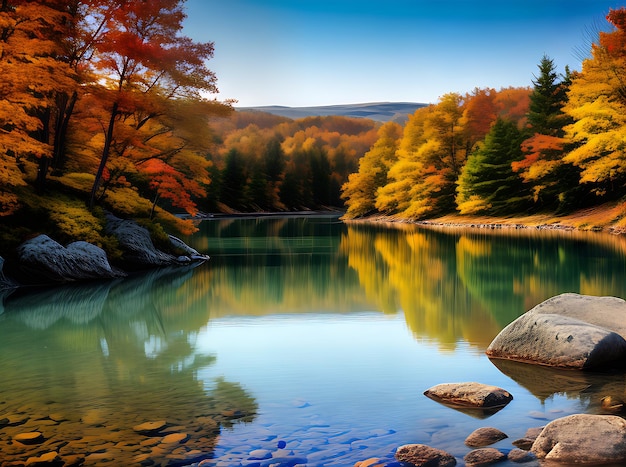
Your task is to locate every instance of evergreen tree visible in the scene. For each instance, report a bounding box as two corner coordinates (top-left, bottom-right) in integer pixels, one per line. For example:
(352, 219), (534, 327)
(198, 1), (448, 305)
(514, 55), (583, 212)
(220, 148), (248, 210)
(527, 55), (569, 136)
(457, 118), (530, 215)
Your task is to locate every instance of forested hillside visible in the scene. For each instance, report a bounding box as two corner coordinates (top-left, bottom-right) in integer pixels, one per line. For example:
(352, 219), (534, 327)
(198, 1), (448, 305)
(202, 112), (379, 213)
(342, 8), (626, 222)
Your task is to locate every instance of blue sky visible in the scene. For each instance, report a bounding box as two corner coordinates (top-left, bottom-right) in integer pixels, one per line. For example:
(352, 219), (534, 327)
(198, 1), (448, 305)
(183, 0), (622, 107)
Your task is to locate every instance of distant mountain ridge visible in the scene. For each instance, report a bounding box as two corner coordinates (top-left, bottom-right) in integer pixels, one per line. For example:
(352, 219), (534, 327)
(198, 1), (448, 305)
(236, 101), (427, 123)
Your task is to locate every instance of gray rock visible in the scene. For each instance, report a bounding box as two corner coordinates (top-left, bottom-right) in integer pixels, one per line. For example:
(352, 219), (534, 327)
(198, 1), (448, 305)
(463, 448), (506, 466)
(424, 382), (513, 409)
(486, 293), (626, 370)
(531, 414), (626, 463)
(16, 235), (123, 283)
(395, 443), (456, 466)
(105, 214), (177, 268)
(169, 235), (206, 257)
(464, 427), (508, 447)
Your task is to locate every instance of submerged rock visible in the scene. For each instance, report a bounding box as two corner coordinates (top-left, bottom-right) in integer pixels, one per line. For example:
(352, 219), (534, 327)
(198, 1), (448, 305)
(486, 293), (626, 370)
(531, 414), (626, 464)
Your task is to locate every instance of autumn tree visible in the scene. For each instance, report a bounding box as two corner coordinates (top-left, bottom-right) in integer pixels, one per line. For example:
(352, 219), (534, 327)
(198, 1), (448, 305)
(341, 121), (402, 218)
(456, 118), (530, 215)
(86, 0), (224, 212)
(460, 87), (498, 150)
(562, 7), (626, 201)
(0, 0), (81, 211)
(376, 93), (468, 218)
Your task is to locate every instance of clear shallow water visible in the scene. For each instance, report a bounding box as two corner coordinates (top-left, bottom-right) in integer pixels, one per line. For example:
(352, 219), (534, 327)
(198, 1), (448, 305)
(2, 215), (626, 466)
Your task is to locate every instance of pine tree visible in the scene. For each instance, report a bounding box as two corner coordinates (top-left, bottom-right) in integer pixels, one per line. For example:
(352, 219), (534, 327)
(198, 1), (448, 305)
(457, 118), (530, 215)
(514, 56), (583, 212)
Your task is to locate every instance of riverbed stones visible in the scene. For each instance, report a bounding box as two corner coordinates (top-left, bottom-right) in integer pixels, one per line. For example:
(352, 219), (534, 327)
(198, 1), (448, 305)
(486, 293), (626, 370)
(0, 405), (221, 466)
(531, 414), (626, 463)
(424, 382), (513, 409)
(395, 443), (456, 466)
(464, 427), (508, 447)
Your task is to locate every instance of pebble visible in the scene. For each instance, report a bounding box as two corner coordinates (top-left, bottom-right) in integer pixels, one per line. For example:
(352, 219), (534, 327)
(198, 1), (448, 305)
(133, 420), (167, 434)
(14, 431), (44, 445)
(161, 432), (189, 444)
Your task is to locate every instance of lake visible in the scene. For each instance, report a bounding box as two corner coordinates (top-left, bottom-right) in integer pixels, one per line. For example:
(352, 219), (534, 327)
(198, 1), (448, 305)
(2, 214), (626, 466)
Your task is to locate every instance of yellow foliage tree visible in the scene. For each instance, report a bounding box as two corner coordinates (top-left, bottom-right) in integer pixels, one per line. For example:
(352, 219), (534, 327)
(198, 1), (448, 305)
(341, 121), (402, 218)
(562, 8), (626, 198)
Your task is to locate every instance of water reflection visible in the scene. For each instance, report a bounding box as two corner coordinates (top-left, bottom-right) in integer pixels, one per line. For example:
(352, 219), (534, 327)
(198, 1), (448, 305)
(3, 216), (626, 465)
(0, 266), (257, 466)
(341, 222), (626, 347)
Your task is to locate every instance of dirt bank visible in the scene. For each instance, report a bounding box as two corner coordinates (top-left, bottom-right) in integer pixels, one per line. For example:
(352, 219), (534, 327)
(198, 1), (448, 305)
(348, 203), (626, 236)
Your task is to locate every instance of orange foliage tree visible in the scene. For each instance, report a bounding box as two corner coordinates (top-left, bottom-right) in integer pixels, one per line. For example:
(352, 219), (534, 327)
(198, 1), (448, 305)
(0, 0), (79, 212)
(84, 0), (227, 212)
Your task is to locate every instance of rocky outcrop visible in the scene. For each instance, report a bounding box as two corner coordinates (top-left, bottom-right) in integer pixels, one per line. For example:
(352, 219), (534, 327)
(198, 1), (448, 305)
(16, 236), (124, 284)
(486, 293), (626, 370)
(104, 214), (178, 269)
(531, 414), (626, 464)
(5, 214), (209, 286)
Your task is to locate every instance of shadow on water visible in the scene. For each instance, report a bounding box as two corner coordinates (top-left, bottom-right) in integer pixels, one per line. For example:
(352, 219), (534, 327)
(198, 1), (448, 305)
(0, 265), (257, 466)
(491, 358), (626, 415)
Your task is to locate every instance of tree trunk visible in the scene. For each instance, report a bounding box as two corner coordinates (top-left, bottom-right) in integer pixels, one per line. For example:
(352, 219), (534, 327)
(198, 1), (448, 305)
(89, 101), (118, 210)
(51, 90), (78, 174)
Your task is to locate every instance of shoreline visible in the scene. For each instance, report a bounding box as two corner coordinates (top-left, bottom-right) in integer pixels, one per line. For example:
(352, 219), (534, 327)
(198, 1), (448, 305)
(184, 203), (626, 235)
(342, 203), (626, 236)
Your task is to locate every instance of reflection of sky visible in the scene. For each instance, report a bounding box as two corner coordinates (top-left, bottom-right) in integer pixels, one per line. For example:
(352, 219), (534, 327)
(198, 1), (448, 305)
(183, 0), (621, 106)
(194, 312), (583, 464)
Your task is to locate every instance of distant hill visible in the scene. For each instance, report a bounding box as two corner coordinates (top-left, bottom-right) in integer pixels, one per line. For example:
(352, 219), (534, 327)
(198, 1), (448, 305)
(236, 102), (427, 123)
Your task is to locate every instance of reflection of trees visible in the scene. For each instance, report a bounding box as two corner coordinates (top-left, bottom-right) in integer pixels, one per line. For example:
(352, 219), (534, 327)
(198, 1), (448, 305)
(342, 223), (626, 350)
(341, 224), (502, 349)
(0, 266), (258, 464)
(455, 230), (626, 324)
(185, 216), (371, 317)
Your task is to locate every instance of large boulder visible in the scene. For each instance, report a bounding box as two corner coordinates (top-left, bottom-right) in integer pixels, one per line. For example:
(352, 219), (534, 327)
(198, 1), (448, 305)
(105, 214), (178, 269)
(16, 235), (124, 284)
(531, 414), (626, 464)
(486, 293), (626, 370)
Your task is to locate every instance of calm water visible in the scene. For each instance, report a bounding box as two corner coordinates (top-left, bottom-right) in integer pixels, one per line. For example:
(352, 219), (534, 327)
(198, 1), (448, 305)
(2, 214), (626, 466)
